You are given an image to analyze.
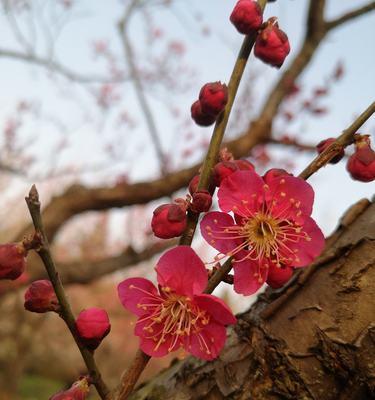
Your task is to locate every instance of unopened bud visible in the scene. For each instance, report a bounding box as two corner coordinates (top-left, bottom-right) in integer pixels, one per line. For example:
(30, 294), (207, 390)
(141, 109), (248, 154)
(190, 190), (212, 213)
(254, 18), (290, 68)
(213, 161), (238, 187)
(151, 203), (187, 239)
(0, 243), (27, 280)
(266, 264), (293, 289)
(24, 280), (59, 313)
(346, 135), (375, 182)
(199, 82), (228, 116)
(230, 0), (263, 35)
(76, 308), (111, 350)
(50, 377), (90, 400)
(191, 100), (217, 127)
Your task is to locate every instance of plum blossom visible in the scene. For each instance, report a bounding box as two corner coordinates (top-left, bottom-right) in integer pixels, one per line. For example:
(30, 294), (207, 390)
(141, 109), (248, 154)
(201, 170), (325, 295)
(118, 246), (236, 360)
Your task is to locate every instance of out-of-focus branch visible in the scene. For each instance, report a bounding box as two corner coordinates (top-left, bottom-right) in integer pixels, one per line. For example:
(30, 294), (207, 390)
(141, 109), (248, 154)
(267, 138), (316, 152)
(326, 1), (375, 30)
(117, 0), (168, 176)
(25, 185), (110, 399)
(34, 239), (176, 285)
(0, 48), (128, 83)
(13, 0), (375, 246)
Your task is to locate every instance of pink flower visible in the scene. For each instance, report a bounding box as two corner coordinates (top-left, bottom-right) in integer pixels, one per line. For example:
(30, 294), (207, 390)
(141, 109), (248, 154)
(200, 170), (325, 295)
(118, 246), (236, 360)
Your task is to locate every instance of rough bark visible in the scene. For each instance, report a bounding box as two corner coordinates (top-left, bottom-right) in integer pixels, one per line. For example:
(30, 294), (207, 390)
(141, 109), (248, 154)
(128, 197), (375, 400)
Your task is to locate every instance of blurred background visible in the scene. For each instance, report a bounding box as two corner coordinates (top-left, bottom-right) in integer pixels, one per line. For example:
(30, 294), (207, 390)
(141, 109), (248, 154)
(0, 0), (374, 398)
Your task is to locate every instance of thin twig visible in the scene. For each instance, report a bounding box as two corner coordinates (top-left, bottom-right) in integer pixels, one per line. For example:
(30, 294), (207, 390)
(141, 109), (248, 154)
(25, 185), (110, 400)
(326, 1), (375, 30)
(299, 101), (375, 180)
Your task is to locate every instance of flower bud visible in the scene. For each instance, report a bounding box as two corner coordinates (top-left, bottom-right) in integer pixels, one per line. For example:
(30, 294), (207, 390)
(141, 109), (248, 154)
(213, 161), (239, 187)
(316, 138), (345, 164)
(190, 190), (212, 213)
(50, 377), (90, 400)
(199, 82), (228, 116)
(263, 168), (291, 184)
(0, 243), (27, 280)
(24, 280), (59, 313)
(346, 136), (375, 182)
(188, 174), (200, 195)
(151, 203), (187, 239)
(230, 0), (263, 34)
(267, 264), (293, 289)
(254, 18), (290, 68)
(76, 308), (111, 350)
(234, 159), (255, 171)
(191, 100), (217, 127)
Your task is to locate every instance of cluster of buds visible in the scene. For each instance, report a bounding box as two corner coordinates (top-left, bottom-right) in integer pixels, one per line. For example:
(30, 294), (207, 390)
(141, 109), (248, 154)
(191, 82), (228, 126)
(0, 242), (27, 280)
(230, 1), (290, 68)
(75, 307), (111, 350)
(50, 377), (90, 400)
(347, 135), (375, 182)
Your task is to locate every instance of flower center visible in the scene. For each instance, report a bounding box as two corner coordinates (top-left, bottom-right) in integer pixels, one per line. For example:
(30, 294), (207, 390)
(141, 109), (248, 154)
(133, 286), (211, 354)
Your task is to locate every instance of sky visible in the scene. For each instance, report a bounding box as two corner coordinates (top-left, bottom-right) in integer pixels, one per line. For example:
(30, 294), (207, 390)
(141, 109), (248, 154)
(0, 0), (374, 239)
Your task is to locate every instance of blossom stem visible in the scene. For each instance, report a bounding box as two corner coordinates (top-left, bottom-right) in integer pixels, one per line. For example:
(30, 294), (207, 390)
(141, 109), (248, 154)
(299, 101), (375, 180)
(25, 185), (110, 400)
(180, 0), (268, 246)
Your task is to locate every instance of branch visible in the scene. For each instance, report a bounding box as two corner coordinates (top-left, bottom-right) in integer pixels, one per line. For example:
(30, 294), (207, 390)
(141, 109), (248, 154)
(117, 0), (168, 176)
(326, 1), (375, 30)
(267, 138), (317, 152)
(299, 101), (375, 180)
(0, 48), (128, 84)
(25, 185), (110, 399)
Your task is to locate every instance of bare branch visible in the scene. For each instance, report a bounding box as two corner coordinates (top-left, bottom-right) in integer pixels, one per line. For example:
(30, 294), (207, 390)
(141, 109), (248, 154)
(326, 1), (375, 30)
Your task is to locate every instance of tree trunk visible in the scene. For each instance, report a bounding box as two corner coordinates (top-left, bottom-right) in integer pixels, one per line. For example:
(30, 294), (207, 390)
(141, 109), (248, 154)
(129, 197), (375, 400)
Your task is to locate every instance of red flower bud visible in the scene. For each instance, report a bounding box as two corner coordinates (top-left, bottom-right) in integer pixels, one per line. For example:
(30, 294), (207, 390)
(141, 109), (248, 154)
(0, 243), (27, 280)
(316, 138), (345, 164)
(199, 82), (228, 116)
(263, 168), (292, 184)
(151, 203), (187, 239)
(254, 18), (290, 68)
(347, 136), (375, 182)
(234, 159), (255, 171)
(230, 0), (263, 34)
(188, 174), (200, 195)
(190, 190), (212, 213)
(213, 161), (239, 187)
(50, 377), (90, 400)
(24, 280), (59, 313)
(191, 100), (217, 127)
(76, 308), (111, 350)
(267, 264), (293, 289)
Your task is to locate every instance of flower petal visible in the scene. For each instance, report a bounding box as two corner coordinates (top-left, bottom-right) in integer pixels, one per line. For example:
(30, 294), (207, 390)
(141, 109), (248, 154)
(135, 318), (180, 357)
(291, 216), (325, 267)
(218, 170), (264, 216)
(117, 278), (159, 317)
(267, 175), (314, 218)
(194, 294), (236, 325)
(156, 246), (207, 296)
(200, 212), (242, 255)
(185, 320), (227, 361)
(232, 259), (268, 295)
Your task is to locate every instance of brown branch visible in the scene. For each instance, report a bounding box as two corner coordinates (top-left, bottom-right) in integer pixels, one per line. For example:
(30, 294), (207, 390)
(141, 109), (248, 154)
(24, 185), (110, 399)
(267, 137), (317, 152)
(326, 1), (375, 30)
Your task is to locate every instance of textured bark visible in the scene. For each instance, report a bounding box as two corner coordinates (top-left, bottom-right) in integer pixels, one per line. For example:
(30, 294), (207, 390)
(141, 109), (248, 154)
(129, 198), (375, 400)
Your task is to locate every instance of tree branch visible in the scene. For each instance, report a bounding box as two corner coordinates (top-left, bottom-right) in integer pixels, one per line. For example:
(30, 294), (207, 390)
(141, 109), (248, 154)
(25, 185), (110, 399)
(326, 1), (375, 30)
